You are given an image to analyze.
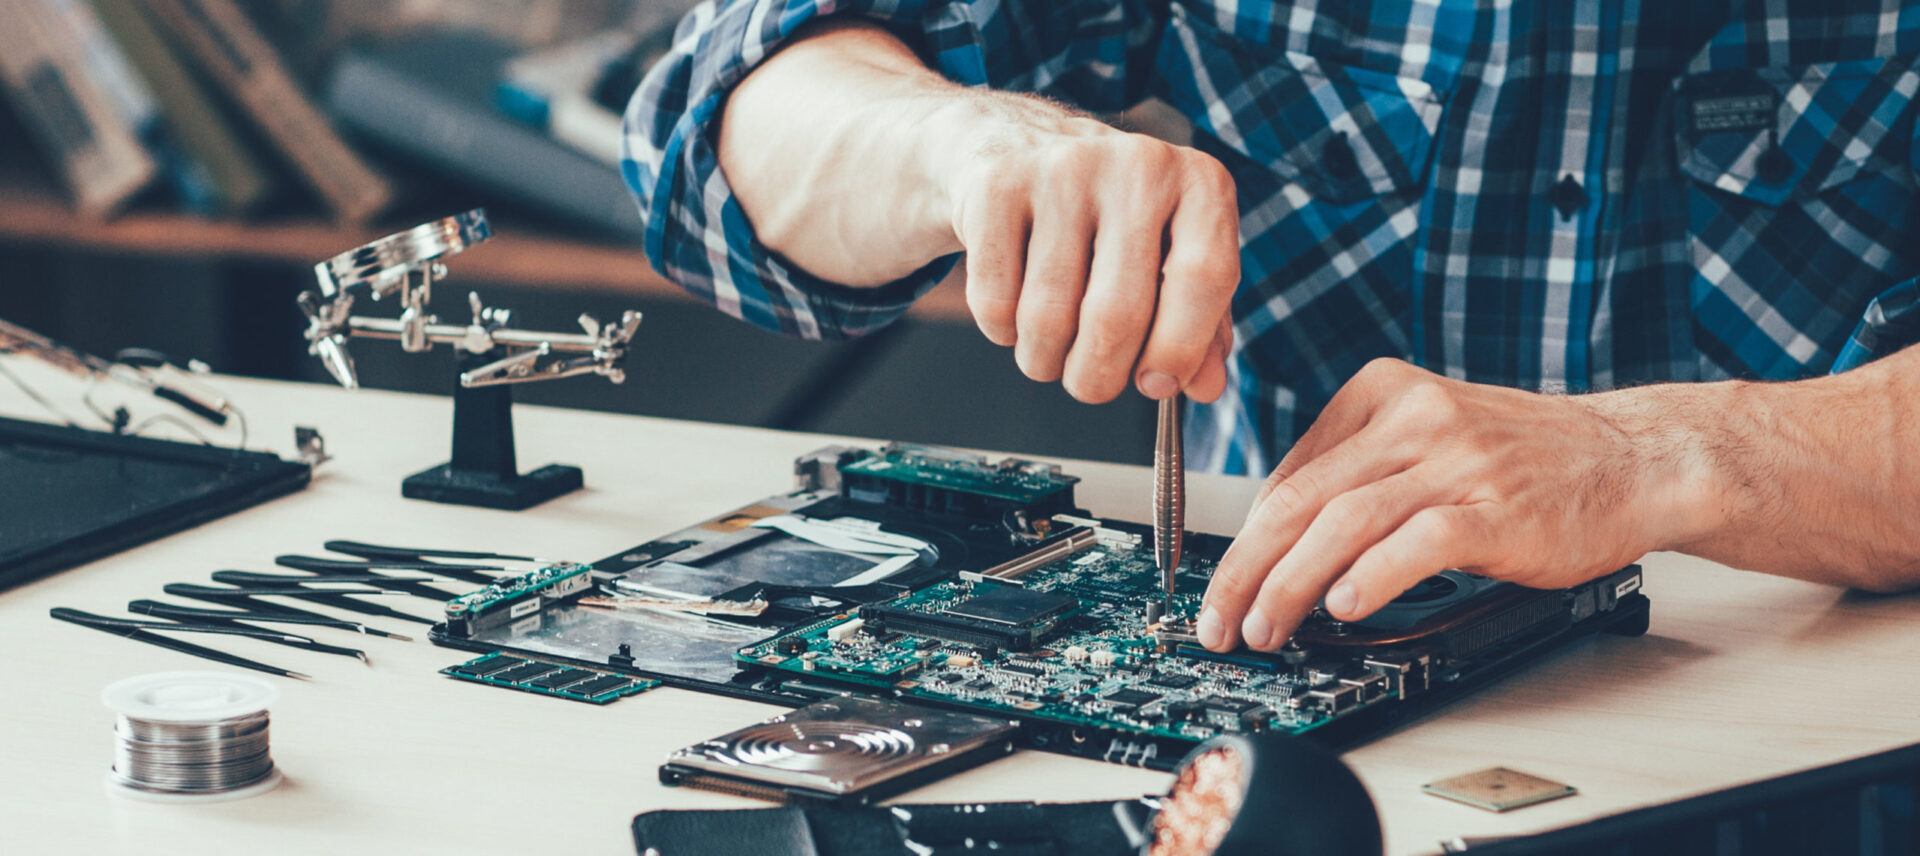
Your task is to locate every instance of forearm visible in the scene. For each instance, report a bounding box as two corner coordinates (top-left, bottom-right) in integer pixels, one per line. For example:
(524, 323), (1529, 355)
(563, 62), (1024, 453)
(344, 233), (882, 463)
(714, 14), (1240, 403)
(1605, 351), (1920, 590)
(718, 20), (977, 286)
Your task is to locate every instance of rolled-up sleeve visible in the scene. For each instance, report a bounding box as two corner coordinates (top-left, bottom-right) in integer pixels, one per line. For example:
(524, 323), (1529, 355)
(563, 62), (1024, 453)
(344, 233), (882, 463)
(621, 0), (1165, 340)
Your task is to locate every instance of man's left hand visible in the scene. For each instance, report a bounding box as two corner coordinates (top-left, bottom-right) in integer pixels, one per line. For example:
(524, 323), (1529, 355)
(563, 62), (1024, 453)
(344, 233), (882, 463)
(1196, 358), (1711, 653)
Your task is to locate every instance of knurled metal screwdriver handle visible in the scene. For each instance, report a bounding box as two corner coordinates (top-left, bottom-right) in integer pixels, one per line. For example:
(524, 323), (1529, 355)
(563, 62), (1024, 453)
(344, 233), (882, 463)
(1155, 396), (1186, 606)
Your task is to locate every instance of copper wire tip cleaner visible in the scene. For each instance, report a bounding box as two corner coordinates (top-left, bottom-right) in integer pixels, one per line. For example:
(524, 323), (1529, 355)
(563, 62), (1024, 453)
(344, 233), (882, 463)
(1154, 395), (1185, 614)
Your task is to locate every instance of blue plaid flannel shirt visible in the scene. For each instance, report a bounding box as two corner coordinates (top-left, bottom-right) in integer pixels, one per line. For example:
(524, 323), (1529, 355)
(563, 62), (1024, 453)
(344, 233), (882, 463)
(623, 0), (1920, 477)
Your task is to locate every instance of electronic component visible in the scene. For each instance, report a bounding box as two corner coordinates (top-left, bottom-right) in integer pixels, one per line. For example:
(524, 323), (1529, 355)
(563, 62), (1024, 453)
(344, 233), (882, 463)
(866, 585), (1077, 652)
(1104, 689), (1163, 711)
(659, 697), (1019, 803)
(427, 442), (1651, 773)
(443, 562), (593, 634)
(835, 442), (1078, 516)
(946, 587), (1077, 627)
(739, 522), (1649, 759)
(1423, 767), (1578, 812)
(440, 652), (658, 704)
(1307, 683), (1361, 714)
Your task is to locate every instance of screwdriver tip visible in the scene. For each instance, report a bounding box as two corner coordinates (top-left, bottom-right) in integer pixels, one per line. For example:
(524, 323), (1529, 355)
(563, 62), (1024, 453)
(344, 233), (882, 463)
(286, 670), (314, 681)
(355, 652), (371, 665)
(387, 632), (415, 643)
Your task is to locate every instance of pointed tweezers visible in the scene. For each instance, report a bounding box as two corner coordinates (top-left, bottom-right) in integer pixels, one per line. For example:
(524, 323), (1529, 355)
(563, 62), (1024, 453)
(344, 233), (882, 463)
(50, 608), (311, 680)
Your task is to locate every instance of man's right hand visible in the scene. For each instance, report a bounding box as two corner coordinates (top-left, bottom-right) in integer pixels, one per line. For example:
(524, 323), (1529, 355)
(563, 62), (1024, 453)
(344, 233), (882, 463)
(937, 93), (1240, 403)
(721, 19), (1240, 403)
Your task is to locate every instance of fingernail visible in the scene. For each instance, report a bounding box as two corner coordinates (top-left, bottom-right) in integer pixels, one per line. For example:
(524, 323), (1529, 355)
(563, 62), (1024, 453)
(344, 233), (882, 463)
(1138, 371), (1179, 399)
(1326, 583), (1357, 618)
(1197, 608), (1225, 649)
(1241, 608), (1274, 651)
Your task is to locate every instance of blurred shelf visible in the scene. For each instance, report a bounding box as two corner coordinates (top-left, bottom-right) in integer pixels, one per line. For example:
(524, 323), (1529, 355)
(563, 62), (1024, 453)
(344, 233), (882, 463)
(0, 169), (970, 321)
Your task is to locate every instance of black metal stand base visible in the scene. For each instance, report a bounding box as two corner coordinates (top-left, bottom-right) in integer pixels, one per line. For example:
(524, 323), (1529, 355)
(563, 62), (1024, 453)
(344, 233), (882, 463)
(401, 462), (582, 510)
(401, 348), (585, 510)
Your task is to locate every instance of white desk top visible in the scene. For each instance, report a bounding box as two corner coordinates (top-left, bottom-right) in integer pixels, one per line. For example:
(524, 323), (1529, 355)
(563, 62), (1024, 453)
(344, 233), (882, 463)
(1, 369), (1916, 856)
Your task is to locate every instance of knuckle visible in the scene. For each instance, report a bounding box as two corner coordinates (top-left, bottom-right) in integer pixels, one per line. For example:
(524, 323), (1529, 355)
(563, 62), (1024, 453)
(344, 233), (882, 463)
(1116, 134), (1170, 167)
(1184, 151), (1236, 195)
(1074, 311), (1143, 362)
(982, 166), (1031, 201)
(1319, 491), (1376, 533)
(1397, 380), (1459, 424)
(1260, 466), (1291, 499)
(1358, 357), (1409, 382)
(1014, 349), (1063, 384)
(1266, 477), (1315, 521)
(967, 285), (1018, 318)
(1407, 508), (1459, 549)
(1258, 570), (1318, 615)
(1061, 370), (1119, 404)
(1162, 254), (1238, 291)
(1015, 304), (1070, 338)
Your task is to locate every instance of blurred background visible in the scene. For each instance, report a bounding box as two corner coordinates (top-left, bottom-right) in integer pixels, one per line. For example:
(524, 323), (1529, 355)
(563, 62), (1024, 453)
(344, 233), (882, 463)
(0, 0), (1162, 465)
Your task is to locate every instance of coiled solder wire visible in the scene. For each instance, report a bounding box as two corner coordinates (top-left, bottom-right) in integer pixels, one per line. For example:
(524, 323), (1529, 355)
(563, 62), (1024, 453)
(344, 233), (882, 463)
(109, 710), (277, 795)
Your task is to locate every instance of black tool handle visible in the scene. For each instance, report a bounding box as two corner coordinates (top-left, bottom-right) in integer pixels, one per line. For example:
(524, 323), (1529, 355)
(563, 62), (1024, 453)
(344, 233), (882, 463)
(324, 540), (528, 562)
(49, 608), (309, 641)
(276, 554), (494, 572)
(161, 582), (391, 597)
(155, 587), (415, 639)
(130, 599), (355, 629)
(210, 571), (434, 587)
(277, 554), (498, 585)
(218, 569), (458, 601)
(153, 386), (229, 426)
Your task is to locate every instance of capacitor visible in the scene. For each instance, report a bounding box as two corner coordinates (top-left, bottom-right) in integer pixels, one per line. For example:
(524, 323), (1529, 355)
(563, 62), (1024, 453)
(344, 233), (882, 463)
(1144, 600), (1166, 625)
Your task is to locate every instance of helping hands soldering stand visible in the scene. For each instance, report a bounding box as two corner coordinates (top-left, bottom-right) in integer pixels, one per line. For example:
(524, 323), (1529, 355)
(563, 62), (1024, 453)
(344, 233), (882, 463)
(298, 209), (641, 510)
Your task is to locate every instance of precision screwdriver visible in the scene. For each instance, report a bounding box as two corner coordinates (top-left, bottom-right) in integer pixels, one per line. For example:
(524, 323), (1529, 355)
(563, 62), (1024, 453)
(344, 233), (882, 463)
(1154, 395), (1186, 616)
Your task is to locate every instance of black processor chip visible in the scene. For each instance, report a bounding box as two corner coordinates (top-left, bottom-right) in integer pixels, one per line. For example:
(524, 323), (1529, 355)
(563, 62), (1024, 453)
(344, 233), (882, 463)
(1203, 697), (1261, 714)
(491, 662), (559, 683)
(1103, 689), (1163, 710)
(942, 587), (1078, 627)
(529, 668), (593, 689)
(453, 655), (523, 677)
(568, 675), (636, 697)
(1145, 674), (1200, 689)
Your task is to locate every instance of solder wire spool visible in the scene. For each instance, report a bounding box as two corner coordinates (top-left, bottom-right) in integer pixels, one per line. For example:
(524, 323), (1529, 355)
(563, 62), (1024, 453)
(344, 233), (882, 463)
(1145, 732), (1383, 856)
(101, 672), (283, 802)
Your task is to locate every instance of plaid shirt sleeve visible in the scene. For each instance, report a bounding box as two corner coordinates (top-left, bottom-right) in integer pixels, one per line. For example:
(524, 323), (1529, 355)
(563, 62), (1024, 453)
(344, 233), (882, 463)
(621, 0), (1166, 340)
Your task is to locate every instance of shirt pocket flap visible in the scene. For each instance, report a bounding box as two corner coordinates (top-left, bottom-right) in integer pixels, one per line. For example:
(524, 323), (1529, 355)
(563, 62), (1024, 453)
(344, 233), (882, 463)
(1159, 13), (1446, 205)
(1673, 58), (1919, 207)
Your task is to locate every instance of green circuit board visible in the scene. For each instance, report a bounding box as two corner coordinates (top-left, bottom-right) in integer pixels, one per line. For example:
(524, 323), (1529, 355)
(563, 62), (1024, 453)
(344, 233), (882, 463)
(737, 541), (1407, 748)
(441, 652), (660, 704)
(838, 443), (1078, 506)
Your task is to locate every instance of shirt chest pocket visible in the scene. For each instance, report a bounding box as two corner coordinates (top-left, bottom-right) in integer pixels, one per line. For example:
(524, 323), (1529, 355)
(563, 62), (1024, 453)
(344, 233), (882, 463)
(1157, 10), (1447, 205)
(1672, 56), (1920, 377)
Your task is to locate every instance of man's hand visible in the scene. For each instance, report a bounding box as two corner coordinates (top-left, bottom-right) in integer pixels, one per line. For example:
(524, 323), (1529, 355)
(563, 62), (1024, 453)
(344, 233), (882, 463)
(939, 95), (1239, 403)
(720, 20), (1239, 403)
(1197, 358), (1718, 652)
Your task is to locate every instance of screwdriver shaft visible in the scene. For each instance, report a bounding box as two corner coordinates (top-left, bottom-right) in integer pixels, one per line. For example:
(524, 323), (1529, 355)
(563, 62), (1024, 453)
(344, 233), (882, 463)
(1154, 396), (1185, 612)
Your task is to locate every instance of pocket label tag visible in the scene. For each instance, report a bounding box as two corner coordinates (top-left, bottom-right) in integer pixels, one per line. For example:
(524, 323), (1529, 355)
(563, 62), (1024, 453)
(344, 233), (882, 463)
(1690, 76), (1777, 135)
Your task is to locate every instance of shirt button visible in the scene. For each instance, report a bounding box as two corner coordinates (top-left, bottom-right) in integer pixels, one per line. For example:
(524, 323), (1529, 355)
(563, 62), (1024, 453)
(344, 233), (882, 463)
(1551, 174), (1587, 219)
(1756, 147), (1793, 184)
(1323, 132), (1359, 181)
